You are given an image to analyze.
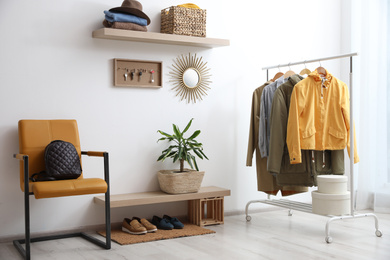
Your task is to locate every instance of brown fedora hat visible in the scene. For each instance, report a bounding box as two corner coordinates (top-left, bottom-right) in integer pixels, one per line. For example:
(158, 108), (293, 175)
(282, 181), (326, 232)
(109, 0), (150, 25)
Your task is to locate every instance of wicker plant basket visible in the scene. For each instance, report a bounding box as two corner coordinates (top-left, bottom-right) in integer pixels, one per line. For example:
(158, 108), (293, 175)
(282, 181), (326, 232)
(157, 169), (205, 194)
(160, 6), (206, 37)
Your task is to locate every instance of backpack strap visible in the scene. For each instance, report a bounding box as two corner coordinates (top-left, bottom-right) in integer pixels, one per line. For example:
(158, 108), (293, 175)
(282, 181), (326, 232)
(30, 171), (56, 182)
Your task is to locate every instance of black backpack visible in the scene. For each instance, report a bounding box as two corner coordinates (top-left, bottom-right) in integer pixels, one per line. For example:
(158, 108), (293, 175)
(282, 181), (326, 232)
(30, 140), (82, 182)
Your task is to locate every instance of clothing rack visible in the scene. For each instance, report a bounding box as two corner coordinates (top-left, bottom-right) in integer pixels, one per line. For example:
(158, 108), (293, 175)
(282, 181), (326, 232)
(245, 53), (382, 243)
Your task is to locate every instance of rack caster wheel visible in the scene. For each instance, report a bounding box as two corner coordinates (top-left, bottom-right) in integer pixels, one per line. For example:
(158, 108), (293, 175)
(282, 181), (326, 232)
(375, 230), (383, 237)
(325, 236), (333, 243)
(246, 215), (252, 222)
(288, 209), (293, 216)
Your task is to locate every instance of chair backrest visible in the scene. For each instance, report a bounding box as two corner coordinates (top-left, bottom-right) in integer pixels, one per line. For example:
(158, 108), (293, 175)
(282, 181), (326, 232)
(18, 120), (83, 191)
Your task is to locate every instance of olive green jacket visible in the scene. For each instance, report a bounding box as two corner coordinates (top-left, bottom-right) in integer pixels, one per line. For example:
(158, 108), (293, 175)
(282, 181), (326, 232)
(246, 81), (307, 195)
(267, 75), (344, 186)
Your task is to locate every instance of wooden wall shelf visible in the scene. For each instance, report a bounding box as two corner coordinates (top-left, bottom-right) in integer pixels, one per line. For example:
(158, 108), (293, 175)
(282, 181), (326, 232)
(92, 28), (230, 48)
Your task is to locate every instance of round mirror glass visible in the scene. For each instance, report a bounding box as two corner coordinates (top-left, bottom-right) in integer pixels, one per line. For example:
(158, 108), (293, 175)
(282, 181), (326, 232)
(183, 68), (200, 88)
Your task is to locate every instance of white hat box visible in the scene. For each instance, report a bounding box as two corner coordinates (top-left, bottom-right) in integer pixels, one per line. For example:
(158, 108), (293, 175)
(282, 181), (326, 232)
(317, 175), (348, 194)
(312, 191), (350, 215)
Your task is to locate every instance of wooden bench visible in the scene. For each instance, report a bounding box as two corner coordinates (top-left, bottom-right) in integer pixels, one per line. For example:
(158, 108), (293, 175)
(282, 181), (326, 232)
(94, 186), (231, 226)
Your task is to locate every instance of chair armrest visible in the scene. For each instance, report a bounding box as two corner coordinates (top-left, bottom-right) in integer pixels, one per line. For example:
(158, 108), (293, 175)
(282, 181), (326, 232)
(81, 151), (110, 185)
(82, 151), (111, 248)
(81, 151), (107, 157)
(13, 154), (32, 194)
(14, 153), (28, 160)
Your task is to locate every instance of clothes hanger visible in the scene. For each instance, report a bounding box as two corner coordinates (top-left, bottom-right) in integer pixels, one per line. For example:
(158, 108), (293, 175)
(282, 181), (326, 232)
(299, 61), (311, 76)
(271, 65), (284, 82)
(284, 63), (295, 78)
(316, 60), (327, 77)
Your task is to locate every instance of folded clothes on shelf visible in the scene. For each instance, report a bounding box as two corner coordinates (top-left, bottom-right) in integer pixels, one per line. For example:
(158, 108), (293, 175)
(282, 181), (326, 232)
(103, 19), (147, 32)
(104, 10), (147, 26)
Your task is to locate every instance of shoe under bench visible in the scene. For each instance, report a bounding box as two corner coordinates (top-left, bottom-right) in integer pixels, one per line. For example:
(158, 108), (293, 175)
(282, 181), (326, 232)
(94, 186), (231, 226)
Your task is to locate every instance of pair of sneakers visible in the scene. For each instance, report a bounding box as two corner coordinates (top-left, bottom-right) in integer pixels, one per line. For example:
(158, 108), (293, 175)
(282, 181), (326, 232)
(151, 215), (184, 230)
(122, 217), (157, 235)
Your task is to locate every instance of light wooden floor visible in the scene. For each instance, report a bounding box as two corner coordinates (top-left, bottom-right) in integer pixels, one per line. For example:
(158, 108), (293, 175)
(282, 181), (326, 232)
(0, 209), (389, 260)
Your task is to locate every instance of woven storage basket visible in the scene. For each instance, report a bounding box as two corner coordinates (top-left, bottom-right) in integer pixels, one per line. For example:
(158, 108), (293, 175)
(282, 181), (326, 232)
(160, 6), (206, 37)
(157, 169), (205, 194)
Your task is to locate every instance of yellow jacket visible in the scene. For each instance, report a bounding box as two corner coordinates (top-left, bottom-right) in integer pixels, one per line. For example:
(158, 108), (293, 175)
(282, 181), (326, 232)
(286, 69), (359, 164)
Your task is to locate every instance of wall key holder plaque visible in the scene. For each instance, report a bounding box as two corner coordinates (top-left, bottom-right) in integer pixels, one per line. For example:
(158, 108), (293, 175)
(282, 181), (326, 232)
(114, 59), (162, 88)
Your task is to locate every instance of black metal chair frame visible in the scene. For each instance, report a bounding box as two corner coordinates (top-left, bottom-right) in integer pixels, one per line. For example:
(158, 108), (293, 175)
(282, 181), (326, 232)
(13, 152), (111, 260)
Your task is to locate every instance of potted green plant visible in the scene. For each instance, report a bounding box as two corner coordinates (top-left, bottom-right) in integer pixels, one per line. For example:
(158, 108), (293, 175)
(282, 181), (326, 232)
(157, 118), (208, 194)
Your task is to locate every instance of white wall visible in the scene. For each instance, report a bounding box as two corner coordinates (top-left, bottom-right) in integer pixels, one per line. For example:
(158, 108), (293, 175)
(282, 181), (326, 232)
(0, 0), (343, 239)
(342, 0), (390, 212)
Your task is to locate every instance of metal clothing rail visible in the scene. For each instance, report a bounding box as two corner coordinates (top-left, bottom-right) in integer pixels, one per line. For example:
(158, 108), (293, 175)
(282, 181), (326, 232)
(262, 52), (358, 70)
(245, 53), (382, 243)
(262, 52), (358, 85)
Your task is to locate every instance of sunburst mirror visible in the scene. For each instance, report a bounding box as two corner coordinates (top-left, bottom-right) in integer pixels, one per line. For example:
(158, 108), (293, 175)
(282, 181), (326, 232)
(169, 53), (212, 103)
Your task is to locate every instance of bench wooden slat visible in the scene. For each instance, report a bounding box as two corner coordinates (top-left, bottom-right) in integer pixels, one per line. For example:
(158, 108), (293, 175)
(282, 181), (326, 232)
(94, 186), (230, 208)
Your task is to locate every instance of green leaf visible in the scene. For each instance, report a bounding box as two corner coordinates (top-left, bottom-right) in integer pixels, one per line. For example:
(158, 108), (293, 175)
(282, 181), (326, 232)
(189, 142), (202, 147)
(160, 147), (174, 161)
(173, 124), (182, 140)
(188, 130), (201, 140)
(193, 148), (204, 159)
(186, 154), (194, 169)
(157, 154), (166, 161)
(199, 149), (209, 160)
(158, 130), (174, 139)
(161, 146), (174, 153)
(182, 118), (194, 134)
(173, 153), (179, 163)
(192, 155), (199, 171)
(157, 137), (167, 142)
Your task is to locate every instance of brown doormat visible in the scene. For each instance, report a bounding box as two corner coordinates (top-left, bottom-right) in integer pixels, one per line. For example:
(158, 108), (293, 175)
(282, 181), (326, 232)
(98, 223), (216, 245)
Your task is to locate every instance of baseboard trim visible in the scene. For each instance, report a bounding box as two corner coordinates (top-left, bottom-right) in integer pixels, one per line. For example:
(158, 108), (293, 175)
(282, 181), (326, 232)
(224, 206), (283, 217)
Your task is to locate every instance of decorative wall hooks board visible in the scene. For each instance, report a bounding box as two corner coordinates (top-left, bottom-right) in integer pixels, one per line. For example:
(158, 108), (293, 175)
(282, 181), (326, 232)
(114, 59), (162, 88)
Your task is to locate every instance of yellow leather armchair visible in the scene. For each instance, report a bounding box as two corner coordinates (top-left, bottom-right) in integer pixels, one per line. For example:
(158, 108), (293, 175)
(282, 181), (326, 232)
(14, 120), (111, 260)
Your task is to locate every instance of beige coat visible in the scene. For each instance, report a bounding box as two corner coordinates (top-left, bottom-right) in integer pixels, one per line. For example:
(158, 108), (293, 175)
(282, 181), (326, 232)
(246, 82), (307, 195)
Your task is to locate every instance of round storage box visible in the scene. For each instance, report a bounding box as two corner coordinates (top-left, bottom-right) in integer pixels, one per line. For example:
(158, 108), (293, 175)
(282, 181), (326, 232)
(312, 191), (350, 216)
(317, 175), (348, 194)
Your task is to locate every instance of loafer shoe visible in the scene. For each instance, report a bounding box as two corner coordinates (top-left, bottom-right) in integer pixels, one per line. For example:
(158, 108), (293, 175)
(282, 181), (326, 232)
(163, 215), (184, 229)
(151, 215), (174, 230)
(122, 218), (147, 235)
(132, 217), (157, 233)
